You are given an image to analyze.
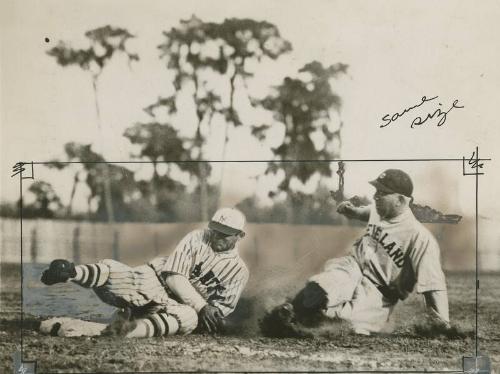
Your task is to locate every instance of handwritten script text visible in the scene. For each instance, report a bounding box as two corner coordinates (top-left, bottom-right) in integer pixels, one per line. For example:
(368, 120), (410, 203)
(380, 96), (464, 128)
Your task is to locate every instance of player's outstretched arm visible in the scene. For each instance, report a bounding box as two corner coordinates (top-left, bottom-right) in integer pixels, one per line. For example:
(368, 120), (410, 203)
(423, 290), (450, 328)
(164, 274), (207, 313)
(336, 201), (370, 222)
(163, 274), (227, 333)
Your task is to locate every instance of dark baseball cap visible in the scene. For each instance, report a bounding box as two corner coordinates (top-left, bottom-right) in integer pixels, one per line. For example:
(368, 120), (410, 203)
(369, 169), (413, 197)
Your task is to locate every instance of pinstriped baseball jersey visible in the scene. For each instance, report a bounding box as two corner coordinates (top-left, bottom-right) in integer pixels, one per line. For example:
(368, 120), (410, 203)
(149, 229), (249, 317)
(350, 205), (446, 300)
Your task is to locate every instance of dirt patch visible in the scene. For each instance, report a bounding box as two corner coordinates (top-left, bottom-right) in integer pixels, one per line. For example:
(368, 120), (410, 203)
(1, 263), (499, 372)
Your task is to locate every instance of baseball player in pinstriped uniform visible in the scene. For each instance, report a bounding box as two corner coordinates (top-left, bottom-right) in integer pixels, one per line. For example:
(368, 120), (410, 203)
(262, 169), (450, 336)
(40, 207), (249, 338)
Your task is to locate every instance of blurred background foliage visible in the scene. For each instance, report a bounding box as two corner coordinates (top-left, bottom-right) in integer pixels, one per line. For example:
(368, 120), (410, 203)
(5, 17), (355, 224)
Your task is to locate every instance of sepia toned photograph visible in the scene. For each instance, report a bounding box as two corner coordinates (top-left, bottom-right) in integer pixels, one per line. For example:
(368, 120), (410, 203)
(1, 0), (499, 372)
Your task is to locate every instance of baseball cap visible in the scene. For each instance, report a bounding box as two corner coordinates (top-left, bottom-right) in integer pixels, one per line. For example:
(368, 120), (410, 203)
(208, 207), (246, 236)
(369, 169), (413, 197)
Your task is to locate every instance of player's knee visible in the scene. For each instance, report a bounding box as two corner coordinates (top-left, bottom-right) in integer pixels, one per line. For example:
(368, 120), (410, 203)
(169, 304), (198, 335)
(292, 281), (328, 324)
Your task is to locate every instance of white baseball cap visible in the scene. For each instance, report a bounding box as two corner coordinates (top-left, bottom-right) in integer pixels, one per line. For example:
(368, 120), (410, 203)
(208, 207), (246, 235)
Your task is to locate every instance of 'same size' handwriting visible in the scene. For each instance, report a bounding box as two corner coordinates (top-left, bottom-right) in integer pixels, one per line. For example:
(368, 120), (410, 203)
(380, 96), (464, 129)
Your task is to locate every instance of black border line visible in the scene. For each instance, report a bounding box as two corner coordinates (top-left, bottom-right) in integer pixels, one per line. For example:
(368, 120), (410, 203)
(18, 158), (493, 165)
(475, 158), (479, 358)
(39, 370), (463, 374)
(39, 371), (465, 374)
(19, 167), (24, 362)
(16, 156), (486, 373)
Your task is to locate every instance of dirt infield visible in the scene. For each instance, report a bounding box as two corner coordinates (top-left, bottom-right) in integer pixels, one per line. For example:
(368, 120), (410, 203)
(1, 263), (499, 372)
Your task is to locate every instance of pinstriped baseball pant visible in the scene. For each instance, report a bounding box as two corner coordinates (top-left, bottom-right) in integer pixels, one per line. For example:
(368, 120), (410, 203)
(74, 259), (198, 335)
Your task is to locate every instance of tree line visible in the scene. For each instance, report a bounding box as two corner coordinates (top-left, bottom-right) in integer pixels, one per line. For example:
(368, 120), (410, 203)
(2, 17), (353, 224)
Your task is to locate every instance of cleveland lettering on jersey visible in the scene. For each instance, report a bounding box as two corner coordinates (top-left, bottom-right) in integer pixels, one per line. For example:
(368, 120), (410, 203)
(364, 223), (405, 268)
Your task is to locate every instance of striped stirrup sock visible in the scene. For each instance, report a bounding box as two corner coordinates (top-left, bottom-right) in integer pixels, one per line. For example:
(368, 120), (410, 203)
(71, 263), (110, 288)
(127, 313), (180, 338)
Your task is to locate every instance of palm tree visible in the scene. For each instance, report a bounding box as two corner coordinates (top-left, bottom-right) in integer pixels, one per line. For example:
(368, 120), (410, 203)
(208, 19), (291, 200)
(47, 25), (139, 222)
(158, 16), (224, 220)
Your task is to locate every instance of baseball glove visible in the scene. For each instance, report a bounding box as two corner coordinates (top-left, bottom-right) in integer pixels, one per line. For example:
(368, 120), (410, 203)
(259, 302), (313, 338)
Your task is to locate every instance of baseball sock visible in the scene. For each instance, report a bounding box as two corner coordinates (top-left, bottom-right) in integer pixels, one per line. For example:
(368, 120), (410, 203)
(126, 313), (180, 338)
(71, 263), (110, 288)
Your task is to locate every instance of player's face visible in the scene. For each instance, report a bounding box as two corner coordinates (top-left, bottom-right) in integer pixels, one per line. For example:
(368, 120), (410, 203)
(373, 189), (401, 219)
(210, 230), (243, 252)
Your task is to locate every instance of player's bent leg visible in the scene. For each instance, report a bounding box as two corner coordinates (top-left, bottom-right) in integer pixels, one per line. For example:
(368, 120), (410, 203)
(43, 258), (169, 311)
(71, 262), (111, 288)
(260, 257), (363, 337)
(308, 255), (363, 317)
(41, 259), (111, 287)
(163, 302), (199, 335)
(107, 304), (198, 338)
(291, 281), (328, 326)
(92, 260), (167, 309)
(338, 277), (395, 335)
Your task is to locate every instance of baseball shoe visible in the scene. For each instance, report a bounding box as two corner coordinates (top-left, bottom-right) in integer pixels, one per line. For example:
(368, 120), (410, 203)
(291, 281), (328, 327)
(40, 317), (106, 337)
(101, 308), (137, 337)
(41, 259), (76, 285)
(259, 302), (313, 338)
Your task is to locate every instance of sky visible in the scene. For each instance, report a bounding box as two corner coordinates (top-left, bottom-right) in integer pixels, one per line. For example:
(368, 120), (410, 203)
(1, 0), (500, 220)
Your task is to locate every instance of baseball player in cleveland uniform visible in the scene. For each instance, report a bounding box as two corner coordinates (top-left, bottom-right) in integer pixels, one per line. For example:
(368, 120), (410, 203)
(40, 207), (249, 338)
(264, 169), (450, 335)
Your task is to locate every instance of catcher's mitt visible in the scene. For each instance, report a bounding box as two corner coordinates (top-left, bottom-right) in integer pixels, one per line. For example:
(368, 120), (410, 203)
(259, 302), (313, 339)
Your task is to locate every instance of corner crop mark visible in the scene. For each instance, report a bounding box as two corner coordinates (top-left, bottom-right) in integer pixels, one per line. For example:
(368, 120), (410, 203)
(11, 162), (35, 180)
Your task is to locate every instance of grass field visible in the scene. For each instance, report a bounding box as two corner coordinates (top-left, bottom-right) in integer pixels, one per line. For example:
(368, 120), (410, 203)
(1, 262), (499, 373)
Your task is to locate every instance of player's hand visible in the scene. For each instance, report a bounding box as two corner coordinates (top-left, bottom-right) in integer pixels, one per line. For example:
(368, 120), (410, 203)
(198, 305), (223, 334)
(336, 201), (355, 216)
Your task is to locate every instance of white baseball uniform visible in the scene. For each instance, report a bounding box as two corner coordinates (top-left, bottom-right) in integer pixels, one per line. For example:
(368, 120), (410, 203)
(309, 205), (447, 333)
(149, 228), (249, 317)
(70, 228), (248, 336)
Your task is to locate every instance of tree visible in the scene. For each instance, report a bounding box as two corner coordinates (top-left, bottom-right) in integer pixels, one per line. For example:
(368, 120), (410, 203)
(207, 18), (291, 200)
(156, 15), (291, 219)
(47, 142), (100, 217)
(236, 185), (346, 225)
(49, 142), (137, 221)
(0, 202), (18, 218)
(47, 25), (139, 222)
(253, 61), (348, 222)
(123, 122), (195, 218)
(156, 15), (225, 220)
(124, 122), (192, 182)
(23, 181), (64, 219)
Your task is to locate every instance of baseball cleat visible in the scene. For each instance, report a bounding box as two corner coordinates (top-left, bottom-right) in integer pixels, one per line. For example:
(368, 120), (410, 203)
(41, 259), (77, 285)
(101, 308), (137, 337)
(259, 302), (313, 338)
(40, 317), (106, 337)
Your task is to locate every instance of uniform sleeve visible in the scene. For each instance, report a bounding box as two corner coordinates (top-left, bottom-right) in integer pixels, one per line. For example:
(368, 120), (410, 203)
(408, 230), (447, 293)
(149, 231), (200, 278)
(210, 264), (249, 317)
